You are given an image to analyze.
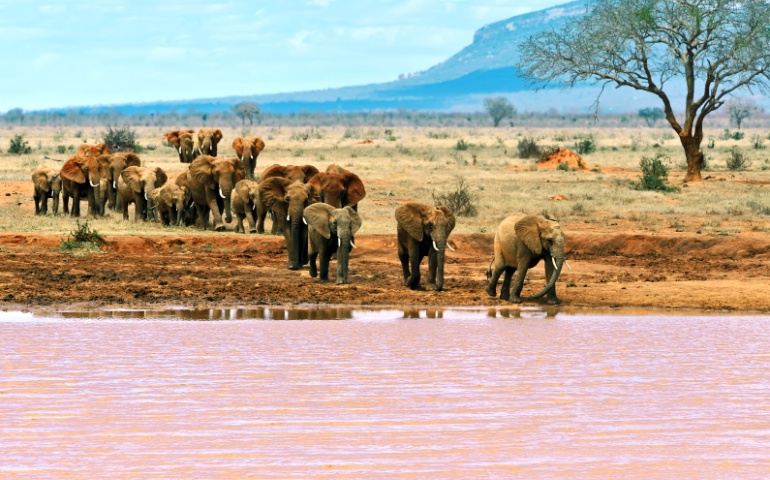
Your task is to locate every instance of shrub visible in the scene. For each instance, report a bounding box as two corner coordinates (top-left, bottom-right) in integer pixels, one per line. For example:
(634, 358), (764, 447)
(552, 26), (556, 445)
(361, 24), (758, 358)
(427, 131), (449, 139)
(719, 128), (744, 141)
(455, 139), (470, 151)
(726, 147), (750, 171)
(8, 134), (32, 154)
(574, 134), (596, 154)
(56, 145), (66, 154)
(634, 153), (679, 192)
(384, 129), (397, 141)
(103, 125), (137, 152)
(752, 135), (765, 149)
(432, 177), (478, 217)
(516, 136), (543, 159)
(61, 220), (105, 251)
(556, 161), (569, 171)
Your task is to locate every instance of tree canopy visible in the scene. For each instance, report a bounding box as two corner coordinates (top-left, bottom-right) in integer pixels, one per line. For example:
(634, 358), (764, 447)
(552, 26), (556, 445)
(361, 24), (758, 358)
(233, 102), (261, 126)
(483, 96), (516, 127)
(517, 0), (770, 182)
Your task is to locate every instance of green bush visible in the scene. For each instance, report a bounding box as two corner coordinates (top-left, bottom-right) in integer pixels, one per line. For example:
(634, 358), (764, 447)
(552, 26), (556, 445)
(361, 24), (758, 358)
(56, 145), (66, 154)
(726, 147), (750, 171)
(516, 137), (542, 159)
(432, 177), (478, 217)
(634, 153), (679, 192)
(61, 220), (105, 251)
(8, 134), (32, 154)
(102, 125), (137, 152)
(455, 139), (470, 151)
(574, 135), (596, 154)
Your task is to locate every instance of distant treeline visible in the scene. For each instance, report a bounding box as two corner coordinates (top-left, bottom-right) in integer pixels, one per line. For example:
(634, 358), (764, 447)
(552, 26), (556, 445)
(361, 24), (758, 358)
(0, 106), (761, 129)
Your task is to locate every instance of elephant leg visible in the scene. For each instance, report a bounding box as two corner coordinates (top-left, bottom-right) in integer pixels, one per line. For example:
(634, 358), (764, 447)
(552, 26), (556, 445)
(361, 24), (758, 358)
(34, 194), (41, 215)
(256, 205), (267, 234)
(486, 263), (507, 298)
(543, 256), (561, 305)
(406, 243), (423, 290)
(194, 204), (207, 229)
(500, 267), (514, 301)
(235, 214), (245, 233)
(71, 191), (80, 217)
(270, 213), (280, 235)
(318, 249), (330, 282)
(309, 250), (318, 278)
(509, 261), (529, 303)
(245, 207), (257, 233)
(63, 194), (70, 215)
(398, 244), (411, 286)
(208, 197), (225, 231)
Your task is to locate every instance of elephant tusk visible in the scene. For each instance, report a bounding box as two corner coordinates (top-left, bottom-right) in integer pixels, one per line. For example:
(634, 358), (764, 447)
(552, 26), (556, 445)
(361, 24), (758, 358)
(338, 237), (341, 247)
(447, 243), (456, 252)
(552, 256), (558, 270)
(113, 181), (117, 189)
(219, 188), (225, 199)
(350, 240), (356, 249)
(303, 217), (307, 225)
(49, 191), (54, 198)
(178, 147), (182, 154)
(432, 240), (438, 251)
(286, 214), (290, 221)
(565, 260), (573, 270)
(90, 180), (98, 188)
(144, 192), (148, 201)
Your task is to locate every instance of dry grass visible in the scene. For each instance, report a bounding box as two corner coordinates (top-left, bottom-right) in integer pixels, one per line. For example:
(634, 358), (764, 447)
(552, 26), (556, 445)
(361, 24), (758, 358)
(2, 125), (770, 237)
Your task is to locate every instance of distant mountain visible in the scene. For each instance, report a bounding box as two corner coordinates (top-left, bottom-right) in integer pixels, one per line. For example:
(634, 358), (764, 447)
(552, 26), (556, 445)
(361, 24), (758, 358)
(68, 0), (666, 115)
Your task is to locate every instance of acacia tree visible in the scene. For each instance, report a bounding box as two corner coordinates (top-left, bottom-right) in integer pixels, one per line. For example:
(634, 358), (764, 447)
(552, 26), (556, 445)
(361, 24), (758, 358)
(639, 107), (664, 127)
(483, 96), (516, 127)
(726, 97), (760, 129)
(517, 0), (770, 182)
(233, 101), (261, 126)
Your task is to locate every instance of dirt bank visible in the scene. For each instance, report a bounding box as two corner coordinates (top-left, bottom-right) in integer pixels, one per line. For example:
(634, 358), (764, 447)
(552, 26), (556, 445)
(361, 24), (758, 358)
(1, 232), (768, 313)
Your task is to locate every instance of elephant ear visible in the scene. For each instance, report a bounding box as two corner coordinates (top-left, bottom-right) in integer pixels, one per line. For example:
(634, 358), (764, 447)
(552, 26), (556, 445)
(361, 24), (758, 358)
(306, 182), (321, 205)
(122, 167), (144, 193)
(253, 137), (265, 154)
(153, 167), (168, 188)
(190, 156), (216, 189)
(32, 169), (51, 192)
(515, 215), (544, 255)
(343, 171), (366, 206)
(149, 187), (161, 203)
(61, 157), (85, 183)
(307, 172), (324, 192)
(231, 157), (246, 183)
(97, 143), (112, 156)
(326, 164), (344, 175)
(232, 137), (245, 158)
(124, 152), (142, 168)
(260, 164), (286, 181)
(436, 205), (456, 234)
(301, 165), (320, 181)
(303, 203), (334, 239)
(175, 172), (188, 190)
(344, 206), (363, 236)
(213, 129), (223, 143)
(164, 131), (182, 149)
(260, 177), (291, 211)
(396, 202), (431, 242)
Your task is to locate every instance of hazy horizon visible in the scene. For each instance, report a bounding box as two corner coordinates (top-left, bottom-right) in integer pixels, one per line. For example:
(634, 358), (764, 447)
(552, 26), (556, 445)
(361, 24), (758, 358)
(1, 0), (568, 112)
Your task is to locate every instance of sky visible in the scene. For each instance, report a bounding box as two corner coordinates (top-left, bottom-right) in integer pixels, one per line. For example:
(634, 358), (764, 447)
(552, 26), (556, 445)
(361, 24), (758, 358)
(0, 0), (567, 112)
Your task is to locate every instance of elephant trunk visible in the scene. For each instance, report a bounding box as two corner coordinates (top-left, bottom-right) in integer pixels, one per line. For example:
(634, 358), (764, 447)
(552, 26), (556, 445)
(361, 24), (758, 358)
(336, 235), (351, 284)
(435, 246), (446, 292)
(223, 191), (232, 224)
(529, 256), (564, 300)
(288, 216), (302, 270)
(52, 191), (60, 215)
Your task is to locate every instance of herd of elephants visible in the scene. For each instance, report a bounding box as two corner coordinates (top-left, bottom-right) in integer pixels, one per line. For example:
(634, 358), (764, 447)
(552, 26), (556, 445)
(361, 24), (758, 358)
(30, 128), (566, 304)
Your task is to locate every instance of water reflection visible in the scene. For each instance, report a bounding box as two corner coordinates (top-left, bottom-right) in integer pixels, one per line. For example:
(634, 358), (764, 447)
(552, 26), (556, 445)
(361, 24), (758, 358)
(49, 306), (556, 322)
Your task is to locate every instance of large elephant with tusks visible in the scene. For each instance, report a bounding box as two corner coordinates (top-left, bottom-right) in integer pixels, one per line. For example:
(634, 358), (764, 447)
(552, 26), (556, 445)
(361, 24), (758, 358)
(186, 155), (245, 230)
(396, 202), (456, 291)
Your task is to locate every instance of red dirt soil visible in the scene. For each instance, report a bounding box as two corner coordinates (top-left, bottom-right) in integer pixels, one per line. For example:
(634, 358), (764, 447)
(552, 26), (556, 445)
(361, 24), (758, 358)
(1, 231), (769, 313)
(537, 148), (590, 170)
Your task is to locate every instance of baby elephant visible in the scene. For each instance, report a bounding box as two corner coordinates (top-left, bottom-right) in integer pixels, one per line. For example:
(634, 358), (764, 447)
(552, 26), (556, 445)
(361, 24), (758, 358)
(151, 181), (190, 226)
(232, 179), (261, 233)
(396, 202), (455, 291)
(486, 214), (565, 304)
(32, 166), (62, 215)
(303, 203), (362, 284)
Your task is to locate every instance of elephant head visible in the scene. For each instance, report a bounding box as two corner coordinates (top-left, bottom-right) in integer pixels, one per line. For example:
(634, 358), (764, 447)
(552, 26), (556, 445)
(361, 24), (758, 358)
(514, 215), (565, 299)
(164, 129), (195, 163)
(260, 164), (320, 183)
(155, 181), (189, 226)
(304, 203), (362, 284)
(189, 155), (246, 230)
(75, 143), (111, 160)
(31, 166), (62, 215)
(307, 165), (366, 209)
(396, 202), (456, 291)
(197, 128), (223, 157)
(232, 136), (265, 179)
(260, 177), (320, 270)
(61, 153), (111, 217)
(121, 166), (168, 221)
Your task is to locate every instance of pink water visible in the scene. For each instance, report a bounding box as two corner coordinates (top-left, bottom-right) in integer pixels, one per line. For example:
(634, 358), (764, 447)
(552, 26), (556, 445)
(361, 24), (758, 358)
(2, 308), (769, 478)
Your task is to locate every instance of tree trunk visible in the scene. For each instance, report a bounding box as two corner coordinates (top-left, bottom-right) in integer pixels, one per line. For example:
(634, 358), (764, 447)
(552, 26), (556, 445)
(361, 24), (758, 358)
(680, 133), (704, 183)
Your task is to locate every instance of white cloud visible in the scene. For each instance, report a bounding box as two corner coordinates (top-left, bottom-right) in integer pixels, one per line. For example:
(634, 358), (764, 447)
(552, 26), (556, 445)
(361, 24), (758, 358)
(148, 46), (187, 62)
(307, 0), (331, 6)
(289, 30), (312, 53)
(38, 5), (65, 15)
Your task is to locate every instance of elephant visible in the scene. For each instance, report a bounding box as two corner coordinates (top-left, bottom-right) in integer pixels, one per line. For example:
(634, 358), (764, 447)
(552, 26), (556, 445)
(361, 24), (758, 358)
(303, 203), (362, 284)
(163, 129), (195, 163)
(307, 164), (366, 211)
(173, 172), (197, 226)
(31, 166), (62, 215)
(186, 155), (246, 231)
(232, 179), (261, 233)
(260, 177), (320, 269)
(150, 180), (190, 226)
(118, 166), (168, 222)
(256, 164), (319, 234)
(74, 143), (111, 160)
(100, 152), (142, 212)
(485, 214), (566, 305)
(195, 128), (223, 158)
(60, 154), (111, 217)
(396, 202), (456, 291)
(232, 136), (265, 180)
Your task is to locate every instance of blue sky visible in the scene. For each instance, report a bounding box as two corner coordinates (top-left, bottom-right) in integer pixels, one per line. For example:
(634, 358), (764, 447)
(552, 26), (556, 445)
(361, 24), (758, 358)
(1, 0), (566, 112)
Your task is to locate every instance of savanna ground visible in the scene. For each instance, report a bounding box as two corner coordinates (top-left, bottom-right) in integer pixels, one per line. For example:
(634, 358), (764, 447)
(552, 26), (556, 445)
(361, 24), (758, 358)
(1, 123), (770, 313)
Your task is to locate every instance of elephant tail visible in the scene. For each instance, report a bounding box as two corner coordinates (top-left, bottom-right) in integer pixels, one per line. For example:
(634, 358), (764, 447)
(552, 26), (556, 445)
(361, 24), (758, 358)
(486, 255), (495, 281)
